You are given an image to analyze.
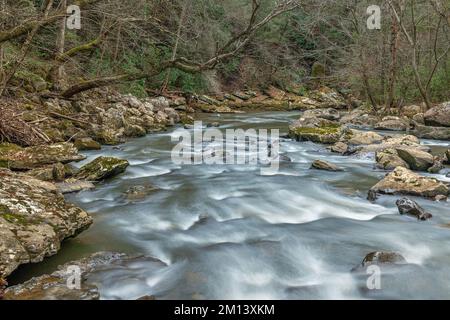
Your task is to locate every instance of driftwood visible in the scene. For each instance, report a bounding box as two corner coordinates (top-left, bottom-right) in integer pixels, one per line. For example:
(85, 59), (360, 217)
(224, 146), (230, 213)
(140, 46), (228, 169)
(0, 105), (50, 146)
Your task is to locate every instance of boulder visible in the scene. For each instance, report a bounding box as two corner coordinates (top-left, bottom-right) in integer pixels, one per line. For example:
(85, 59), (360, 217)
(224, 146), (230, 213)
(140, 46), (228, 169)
(330, 142), (349, 154)
(359, 252), (406, 268)
(402, 105), (423, 118)
(396, 148), (434, 171)
(124, 124), (146, 137)
(74, 137), (101, 151)
(289, 117), (343, 144)
(0, 143), (85, 170)
(303, 108), (340, 121)
(446, 150), (450, 164)
(396, 198), (432, 221)
(3, 252), (127, 300)
(412, 113), (425, 124)
(375, 116), (410, 131)
(56, 179), (96, 194)
(76, 157), (129, 181)
(356, 135), (428, 154)
(428, 156), (445, 174)
(413, 123), (450, 140)
(424, 102), (450, 127)
(368, 167), (449, 200)
(339, 109), (379, 128)
(345, 130), (383, 146)
(27, 163), (66, 182)
(310, 160), (343, 172)
(376, 149), (409, 170)
(0, 169), (93, 278)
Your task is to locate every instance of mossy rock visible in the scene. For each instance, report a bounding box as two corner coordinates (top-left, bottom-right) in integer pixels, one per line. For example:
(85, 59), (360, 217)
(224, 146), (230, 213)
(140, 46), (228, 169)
(289, 124), (342, 144)
(76, 157), (129, 181)
(0, 142), (85, 170)
(74, 138), (101, 151)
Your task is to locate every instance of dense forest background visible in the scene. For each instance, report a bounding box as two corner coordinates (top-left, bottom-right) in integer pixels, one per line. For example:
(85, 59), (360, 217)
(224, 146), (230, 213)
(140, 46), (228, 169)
(0, 0), (449, 109)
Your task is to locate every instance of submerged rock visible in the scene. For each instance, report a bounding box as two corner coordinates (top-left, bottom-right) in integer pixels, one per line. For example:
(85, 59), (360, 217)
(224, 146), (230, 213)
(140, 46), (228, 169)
(0, 143), (85, 170)
(310, 160), (343, 172)
(396, 198), (432, 221)
(360, 252), (407, 268)
(76, 157), (129, 181)
(0, 169), (93, 279)
(125, 184), (159, 201)
(424, 102), (450, 127)
(368, 167), (449, 200)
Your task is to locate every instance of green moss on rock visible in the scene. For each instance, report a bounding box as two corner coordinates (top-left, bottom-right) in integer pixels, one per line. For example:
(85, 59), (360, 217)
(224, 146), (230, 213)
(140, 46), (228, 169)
(76, 156), (129, 181)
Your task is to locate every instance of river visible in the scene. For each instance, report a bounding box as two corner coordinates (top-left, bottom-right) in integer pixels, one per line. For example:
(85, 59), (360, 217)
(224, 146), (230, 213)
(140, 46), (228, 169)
(9, 111), (450, 299)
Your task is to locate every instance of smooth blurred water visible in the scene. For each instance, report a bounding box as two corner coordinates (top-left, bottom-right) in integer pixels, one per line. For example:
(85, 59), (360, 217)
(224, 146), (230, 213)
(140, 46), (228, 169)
(9, 111), (450, 299)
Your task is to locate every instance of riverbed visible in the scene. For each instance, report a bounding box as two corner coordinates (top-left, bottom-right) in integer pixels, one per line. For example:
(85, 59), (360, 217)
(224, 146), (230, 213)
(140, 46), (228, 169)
(9, 111), (450, 299)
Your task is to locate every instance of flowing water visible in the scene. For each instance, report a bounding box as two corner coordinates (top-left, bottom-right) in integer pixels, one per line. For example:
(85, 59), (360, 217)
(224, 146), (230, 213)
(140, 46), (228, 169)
(10, 111), (450, 299)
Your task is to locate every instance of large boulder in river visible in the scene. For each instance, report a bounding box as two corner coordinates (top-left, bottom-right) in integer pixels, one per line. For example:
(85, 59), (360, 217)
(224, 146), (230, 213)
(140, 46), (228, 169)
(395, 148), (434, 171)
(76, 157), (129, 181)
(303, 108), (340, 121)
(413, 123), (450, 140)
(0, 143), (85, 170)
(368, 167), (449, 200)
(424, 102), (450, 127)
(0, 169), (93, 279)
(310, 160), (343, 172)
(345, 130), (383, 146)
(375, 116), (410, 131)
(289, 117), (344, 144)
(376, 149), (409, 170)
(396, 198), (432, 221)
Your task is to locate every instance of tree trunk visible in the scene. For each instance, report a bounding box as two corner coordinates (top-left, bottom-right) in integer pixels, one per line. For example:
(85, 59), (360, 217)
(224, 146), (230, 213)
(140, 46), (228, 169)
(160, 0), (189, 93)
(49, 0), (67, 90)
(386, 10), (400, 111)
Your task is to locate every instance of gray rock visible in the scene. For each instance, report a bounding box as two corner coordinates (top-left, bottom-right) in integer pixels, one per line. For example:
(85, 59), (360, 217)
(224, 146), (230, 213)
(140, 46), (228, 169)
(396, 148), (434, 171)
(0, 143), (85, 170)
(0, 169), (93, 279)
(424, 101), (450, 127)
(413, 123), (450, 140)
(368, 167), (449, 200)
(56, 179), (96, 194)
(375, 116), (410, 131)
(396, 198), (432, 220)
(76, 157), (129, 181)
(3, 252), (126, 300)
(311, 159), (343, 172)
